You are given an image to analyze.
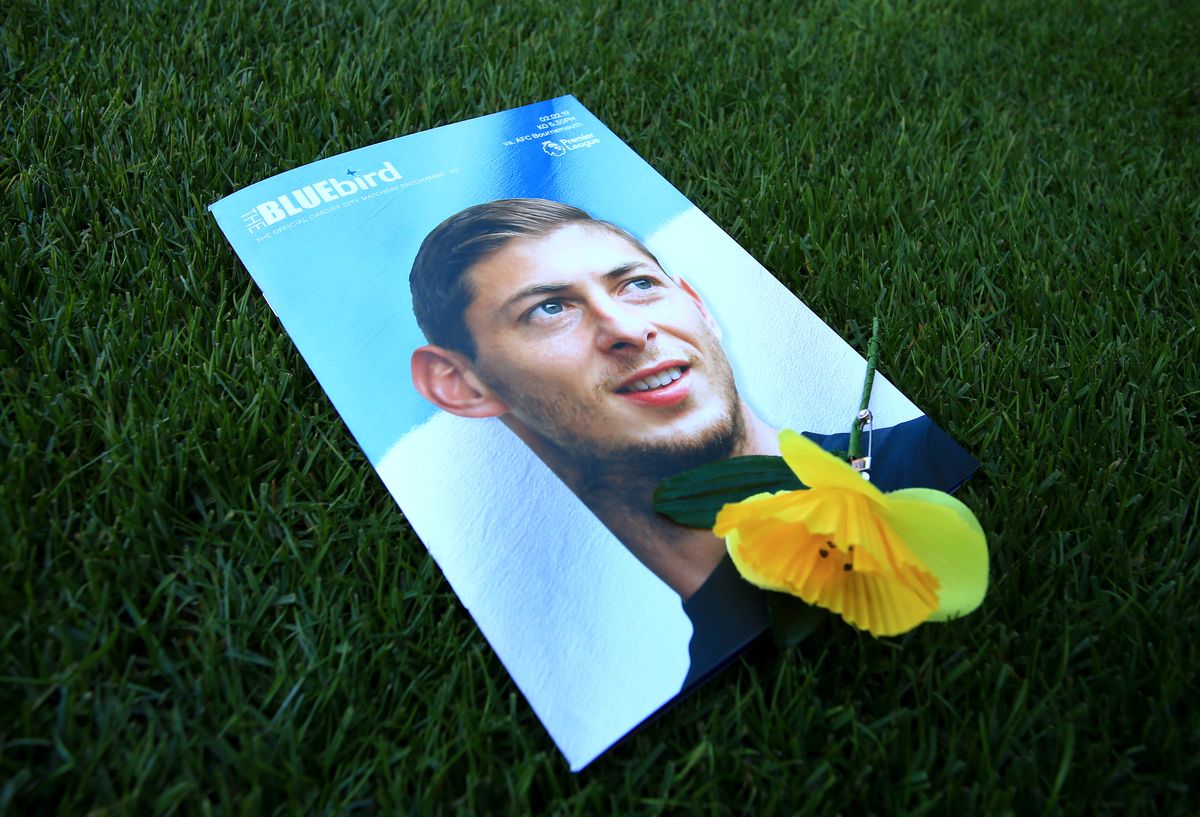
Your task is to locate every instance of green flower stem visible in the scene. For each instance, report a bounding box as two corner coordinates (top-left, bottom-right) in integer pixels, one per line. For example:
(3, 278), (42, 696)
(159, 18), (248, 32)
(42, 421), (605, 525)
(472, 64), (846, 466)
(847, 317), (880, 461)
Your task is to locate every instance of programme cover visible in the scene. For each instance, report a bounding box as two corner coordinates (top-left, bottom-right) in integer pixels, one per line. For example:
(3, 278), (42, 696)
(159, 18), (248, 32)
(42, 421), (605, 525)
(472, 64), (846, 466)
(209, 96), (977, 770)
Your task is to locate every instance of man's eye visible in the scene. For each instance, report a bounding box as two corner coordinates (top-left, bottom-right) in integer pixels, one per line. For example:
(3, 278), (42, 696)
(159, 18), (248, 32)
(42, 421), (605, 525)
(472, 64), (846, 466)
(626, 277), (655, 291)
(534, 301), (565, 316)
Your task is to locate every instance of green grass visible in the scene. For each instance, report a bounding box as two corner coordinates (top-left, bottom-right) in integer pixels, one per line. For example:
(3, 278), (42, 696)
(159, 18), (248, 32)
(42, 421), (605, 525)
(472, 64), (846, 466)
(3, 0), (1198, 813)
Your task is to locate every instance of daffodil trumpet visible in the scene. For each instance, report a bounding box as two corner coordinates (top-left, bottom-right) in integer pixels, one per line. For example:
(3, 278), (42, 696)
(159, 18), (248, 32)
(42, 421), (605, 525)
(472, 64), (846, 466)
(714, 430), (988, 637)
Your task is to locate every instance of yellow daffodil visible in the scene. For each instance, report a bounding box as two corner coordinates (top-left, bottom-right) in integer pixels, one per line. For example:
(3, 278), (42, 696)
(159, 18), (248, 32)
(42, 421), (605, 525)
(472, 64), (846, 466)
(714, 430), (988, 637)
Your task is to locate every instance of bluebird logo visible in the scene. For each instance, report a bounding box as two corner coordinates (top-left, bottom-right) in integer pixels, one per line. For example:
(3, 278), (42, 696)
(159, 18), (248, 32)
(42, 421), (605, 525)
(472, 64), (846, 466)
(250, 161), (402, 229)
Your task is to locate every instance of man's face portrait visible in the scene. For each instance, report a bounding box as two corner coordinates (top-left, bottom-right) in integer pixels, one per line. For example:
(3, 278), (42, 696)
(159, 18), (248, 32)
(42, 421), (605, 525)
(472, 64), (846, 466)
(459, 222), (742, 475)
(409, 198), (780, 601)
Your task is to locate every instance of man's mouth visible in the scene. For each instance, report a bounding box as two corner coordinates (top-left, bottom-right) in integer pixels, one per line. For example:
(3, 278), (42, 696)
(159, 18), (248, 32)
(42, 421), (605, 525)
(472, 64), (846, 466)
(614, 363), (692, 407)
(616, 365), (686, 394)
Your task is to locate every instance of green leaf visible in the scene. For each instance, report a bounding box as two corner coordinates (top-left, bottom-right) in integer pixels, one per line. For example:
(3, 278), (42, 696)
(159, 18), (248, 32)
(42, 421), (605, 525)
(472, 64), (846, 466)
(768, 593), (827, 647)
(652, 455), (804, 528)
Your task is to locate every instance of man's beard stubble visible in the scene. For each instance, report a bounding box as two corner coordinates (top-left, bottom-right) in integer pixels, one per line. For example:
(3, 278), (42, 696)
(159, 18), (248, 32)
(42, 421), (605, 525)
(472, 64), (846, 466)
(573, 394), (743, 490)
(478, 343), (747, 494)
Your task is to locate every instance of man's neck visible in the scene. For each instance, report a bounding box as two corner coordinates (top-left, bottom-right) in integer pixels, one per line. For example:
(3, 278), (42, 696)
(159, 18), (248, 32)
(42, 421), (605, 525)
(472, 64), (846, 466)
(506, 403), (779, 600)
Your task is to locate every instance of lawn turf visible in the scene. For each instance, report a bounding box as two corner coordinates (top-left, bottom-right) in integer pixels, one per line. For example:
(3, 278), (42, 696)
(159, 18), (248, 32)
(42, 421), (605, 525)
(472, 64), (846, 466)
(3, 0), (1198, 814)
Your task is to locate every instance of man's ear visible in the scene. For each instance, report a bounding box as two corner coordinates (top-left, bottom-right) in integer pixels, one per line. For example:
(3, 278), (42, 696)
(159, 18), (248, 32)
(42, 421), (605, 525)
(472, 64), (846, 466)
(411, 345), (508, 418)
(677, 277), (722, 340)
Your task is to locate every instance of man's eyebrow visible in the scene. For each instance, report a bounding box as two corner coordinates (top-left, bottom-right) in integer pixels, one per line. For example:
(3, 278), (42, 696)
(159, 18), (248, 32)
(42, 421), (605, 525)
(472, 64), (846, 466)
(501, 261), (657, 313)
(502, 282), (572, 313)
(602, 261), (655, 281)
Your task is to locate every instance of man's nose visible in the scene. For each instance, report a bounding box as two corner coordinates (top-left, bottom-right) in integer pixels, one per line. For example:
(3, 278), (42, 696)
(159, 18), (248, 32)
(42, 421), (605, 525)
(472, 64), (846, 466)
(593, 299), (656, 352)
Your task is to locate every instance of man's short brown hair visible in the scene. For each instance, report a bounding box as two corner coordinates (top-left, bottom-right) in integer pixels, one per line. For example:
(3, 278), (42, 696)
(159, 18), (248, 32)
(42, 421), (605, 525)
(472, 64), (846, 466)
(409, 198), (660, 358)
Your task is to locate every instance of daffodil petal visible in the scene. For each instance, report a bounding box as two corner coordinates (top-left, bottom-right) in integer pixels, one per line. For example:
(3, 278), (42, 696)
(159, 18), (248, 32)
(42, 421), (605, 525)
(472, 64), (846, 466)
(713, 491), (779, 536)
(726, 528), (777, 592)
(720, 488), (906, 575)
(835, 567), (939, 637)
(779, 429), (885, 499)
(878, 488), (988, 621)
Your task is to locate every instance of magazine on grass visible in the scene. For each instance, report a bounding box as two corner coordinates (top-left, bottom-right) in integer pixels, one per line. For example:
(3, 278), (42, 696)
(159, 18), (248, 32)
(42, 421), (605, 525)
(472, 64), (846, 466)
(209, 96), (978, 770)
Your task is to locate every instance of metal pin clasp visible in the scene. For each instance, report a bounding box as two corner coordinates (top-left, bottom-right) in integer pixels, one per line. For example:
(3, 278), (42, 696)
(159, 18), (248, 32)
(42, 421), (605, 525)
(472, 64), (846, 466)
(852, 409), (873, 480)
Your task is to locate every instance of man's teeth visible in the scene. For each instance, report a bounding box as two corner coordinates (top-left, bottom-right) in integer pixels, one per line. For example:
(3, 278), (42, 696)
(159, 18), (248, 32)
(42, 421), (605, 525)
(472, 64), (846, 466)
(627, 367), (683, 391)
